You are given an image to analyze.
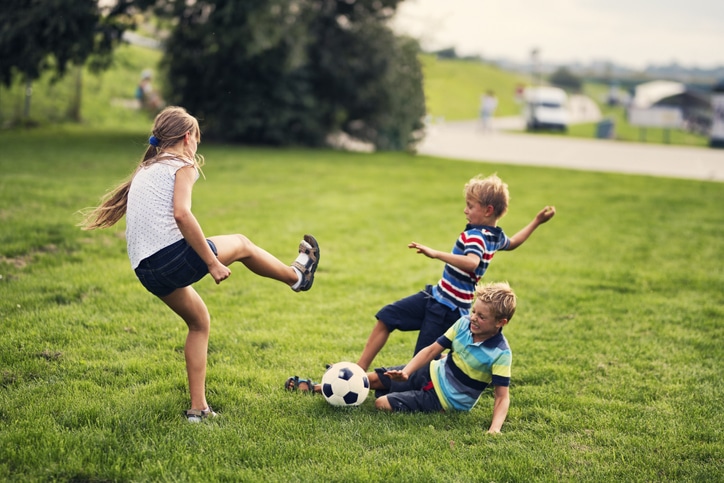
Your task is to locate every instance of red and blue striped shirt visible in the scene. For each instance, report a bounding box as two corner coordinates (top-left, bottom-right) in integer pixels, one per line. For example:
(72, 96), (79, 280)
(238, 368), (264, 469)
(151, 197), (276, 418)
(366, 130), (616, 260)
(432, 224), (510, 314)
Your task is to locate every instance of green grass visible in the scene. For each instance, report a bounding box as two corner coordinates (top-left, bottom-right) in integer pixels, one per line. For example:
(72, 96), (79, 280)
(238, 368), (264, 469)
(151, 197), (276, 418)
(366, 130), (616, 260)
(0, 39), (722, 482)
(1, 125), (723, 481)
(421, 54), (528, 121)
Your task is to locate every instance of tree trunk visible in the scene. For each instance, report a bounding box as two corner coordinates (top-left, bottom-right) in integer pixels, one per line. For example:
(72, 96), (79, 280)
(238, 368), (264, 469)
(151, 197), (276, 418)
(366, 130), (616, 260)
(24, 78), (32, 120)
(67, 65), (83, 122)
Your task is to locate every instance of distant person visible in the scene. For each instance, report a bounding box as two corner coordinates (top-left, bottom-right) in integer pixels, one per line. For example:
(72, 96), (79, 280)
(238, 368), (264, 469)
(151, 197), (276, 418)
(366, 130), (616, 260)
(81, 106), (320, 422)
(480, 90), (498, 131)
(287, 281), (518, 434)
(354, 173), (555, 372)
(514, 83), (525, 104)
(135, 69), (164, 112)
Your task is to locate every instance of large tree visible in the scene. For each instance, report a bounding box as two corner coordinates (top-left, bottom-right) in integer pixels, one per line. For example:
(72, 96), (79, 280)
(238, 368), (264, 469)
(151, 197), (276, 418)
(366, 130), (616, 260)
(0, 0), (131, 87)
(160, 0), (426, 150)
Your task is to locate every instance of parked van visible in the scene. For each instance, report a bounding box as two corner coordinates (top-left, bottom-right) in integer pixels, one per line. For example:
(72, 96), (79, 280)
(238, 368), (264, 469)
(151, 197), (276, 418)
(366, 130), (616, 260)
(523, 87), (569, 131)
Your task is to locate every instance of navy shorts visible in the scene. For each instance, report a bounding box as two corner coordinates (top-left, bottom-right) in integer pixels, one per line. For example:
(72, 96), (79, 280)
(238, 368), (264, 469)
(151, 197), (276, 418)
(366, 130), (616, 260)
(376, 285), (461, 354)
(374, 365), (444, 413)
(134, 238), (218, 297)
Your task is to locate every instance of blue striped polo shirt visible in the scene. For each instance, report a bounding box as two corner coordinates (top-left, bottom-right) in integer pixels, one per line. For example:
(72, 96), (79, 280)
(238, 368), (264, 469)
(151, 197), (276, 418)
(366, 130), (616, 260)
(429, 316), (512, 411)
(432, 224), (510, 314)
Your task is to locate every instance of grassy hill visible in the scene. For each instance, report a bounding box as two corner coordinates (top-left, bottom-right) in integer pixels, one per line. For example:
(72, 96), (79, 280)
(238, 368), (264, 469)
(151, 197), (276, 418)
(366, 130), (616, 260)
(420, 54), (528, 121)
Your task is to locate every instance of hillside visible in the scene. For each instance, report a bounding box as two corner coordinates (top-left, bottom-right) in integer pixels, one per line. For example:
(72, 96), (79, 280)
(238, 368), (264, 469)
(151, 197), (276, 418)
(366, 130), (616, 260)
(420, 54), (529, 121)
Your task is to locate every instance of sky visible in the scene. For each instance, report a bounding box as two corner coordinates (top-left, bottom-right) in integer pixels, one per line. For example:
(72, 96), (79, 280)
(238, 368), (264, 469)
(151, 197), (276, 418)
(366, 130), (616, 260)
(390, 0), (724, 69)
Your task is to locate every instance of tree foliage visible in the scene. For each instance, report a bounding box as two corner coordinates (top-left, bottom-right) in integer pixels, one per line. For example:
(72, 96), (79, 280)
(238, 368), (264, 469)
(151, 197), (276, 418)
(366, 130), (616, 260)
(0, 0), (132, 87)
(548, 66), (582, 92)
(159, 0), (426, 150)
(0, 0), (427, 150)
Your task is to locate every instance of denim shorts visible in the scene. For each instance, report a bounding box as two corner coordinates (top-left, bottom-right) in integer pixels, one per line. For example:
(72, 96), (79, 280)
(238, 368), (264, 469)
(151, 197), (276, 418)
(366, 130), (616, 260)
(376, 285), (461, 354)
(134, 238), (218, 297)
(373, 365), (444, 413)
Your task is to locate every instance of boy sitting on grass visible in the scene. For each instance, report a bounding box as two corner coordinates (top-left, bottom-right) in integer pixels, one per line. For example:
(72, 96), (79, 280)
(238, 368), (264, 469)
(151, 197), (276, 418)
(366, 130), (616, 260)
(287, 281), (517, 434)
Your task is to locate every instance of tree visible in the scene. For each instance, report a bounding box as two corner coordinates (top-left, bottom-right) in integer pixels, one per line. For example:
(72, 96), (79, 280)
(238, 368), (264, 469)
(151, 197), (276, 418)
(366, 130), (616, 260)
(0, 0), (134, 121)
(548, 66), (582, 92)
(0, 0), (131, 87)
(160, 0), (425, 150)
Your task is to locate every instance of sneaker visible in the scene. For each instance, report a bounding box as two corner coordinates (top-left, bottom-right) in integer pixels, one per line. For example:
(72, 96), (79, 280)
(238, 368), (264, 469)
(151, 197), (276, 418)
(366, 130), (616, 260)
(292, 234), (320, 292)
(185, 406), (217, 423)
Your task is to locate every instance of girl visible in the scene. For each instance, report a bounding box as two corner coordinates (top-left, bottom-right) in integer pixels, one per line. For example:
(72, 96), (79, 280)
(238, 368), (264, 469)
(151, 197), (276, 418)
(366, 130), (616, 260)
(81, 106), (319, 422)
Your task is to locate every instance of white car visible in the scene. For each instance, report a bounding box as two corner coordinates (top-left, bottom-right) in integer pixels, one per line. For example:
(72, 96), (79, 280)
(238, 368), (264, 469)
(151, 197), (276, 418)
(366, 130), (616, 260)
(523, 87), (570, 132)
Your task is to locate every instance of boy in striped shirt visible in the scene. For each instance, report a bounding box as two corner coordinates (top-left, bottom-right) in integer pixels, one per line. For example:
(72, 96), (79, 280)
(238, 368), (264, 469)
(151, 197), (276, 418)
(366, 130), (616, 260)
(356, 174), (554, 371)
(373, 281), (517, 433)
(288, 282), (518, 433)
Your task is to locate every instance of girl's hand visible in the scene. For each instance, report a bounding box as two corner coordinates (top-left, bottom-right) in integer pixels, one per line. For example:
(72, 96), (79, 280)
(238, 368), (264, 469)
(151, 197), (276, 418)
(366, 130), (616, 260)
(208, 261), (231, 284)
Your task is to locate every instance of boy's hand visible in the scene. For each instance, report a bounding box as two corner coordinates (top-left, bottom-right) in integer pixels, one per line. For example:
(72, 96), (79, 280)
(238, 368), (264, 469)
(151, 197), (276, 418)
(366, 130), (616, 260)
(384, 369), (409, 382)
(536, 206), (556, 224)
(408, 242), (436, 258)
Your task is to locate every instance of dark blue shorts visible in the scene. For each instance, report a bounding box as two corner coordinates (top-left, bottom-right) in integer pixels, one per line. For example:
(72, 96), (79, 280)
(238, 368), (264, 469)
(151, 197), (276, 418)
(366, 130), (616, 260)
(374, 365), (444, 413)
(134, 238), (218, 297)
(376, 285), (461, 354)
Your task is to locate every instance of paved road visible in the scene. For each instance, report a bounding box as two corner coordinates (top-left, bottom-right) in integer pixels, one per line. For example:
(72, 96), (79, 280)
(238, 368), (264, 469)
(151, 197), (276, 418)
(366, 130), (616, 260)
(417, 120), (724, 182)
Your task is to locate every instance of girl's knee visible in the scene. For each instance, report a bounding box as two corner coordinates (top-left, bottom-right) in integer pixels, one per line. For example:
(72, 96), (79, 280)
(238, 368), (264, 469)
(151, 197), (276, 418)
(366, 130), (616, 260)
(375, 396), (393, 412)
(186, 312), (211, 333)
(231, 233), (256, 258)
(233, 233), (251, 245)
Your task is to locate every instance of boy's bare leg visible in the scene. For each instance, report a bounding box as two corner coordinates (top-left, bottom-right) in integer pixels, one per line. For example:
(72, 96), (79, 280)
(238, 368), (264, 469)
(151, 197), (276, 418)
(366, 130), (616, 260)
(356, 320), (391, 371)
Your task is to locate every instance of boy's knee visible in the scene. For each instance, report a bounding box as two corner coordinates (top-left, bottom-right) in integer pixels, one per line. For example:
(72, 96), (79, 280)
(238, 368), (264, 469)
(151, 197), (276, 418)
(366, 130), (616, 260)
(367, 371), (382, 389)
(375, 396), (393, 412)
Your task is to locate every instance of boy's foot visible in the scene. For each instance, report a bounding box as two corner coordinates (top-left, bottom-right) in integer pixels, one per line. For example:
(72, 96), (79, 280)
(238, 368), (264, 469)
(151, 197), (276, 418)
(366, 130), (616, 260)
(185, 406), (217, 423)
(291, 234), (320, 292)
(285, 376), (316, 393)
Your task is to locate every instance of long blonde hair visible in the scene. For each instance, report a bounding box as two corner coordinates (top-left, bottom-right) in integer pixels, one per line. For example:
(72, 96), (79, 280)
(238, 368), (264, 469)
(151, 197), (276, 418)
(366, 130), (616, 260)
(80, 106), (204, 230)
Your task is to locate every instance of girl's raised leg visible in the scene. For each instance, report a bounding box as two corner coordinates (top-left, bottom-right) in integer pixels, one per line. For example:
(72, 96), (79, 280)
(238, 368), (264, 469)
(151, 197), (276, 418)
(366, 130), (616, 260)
(209, 234), (319, 291)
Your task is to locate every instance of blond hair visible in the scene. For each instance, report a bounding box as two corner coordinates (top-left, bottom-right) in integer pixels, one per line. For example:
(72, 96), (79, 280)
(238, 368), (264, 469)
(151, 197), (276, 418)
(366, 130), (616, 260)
(80, 106), (203, 230)
(464, 174), (510, 219)
(475, 281), (517, 321)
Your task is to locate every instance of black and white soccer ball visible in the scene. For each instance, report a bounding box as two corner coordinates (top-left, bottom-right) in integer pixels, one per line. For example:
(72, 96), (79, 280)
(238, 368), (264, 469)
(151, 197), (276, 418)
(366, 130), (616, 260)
(321, 362), (370, 407)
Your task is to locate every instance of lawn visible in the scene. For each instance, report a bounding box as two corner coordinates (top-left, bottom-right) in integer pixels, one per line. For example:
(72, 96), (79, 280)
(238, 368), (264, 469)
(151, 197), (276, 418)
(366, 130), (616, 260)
(1, 124), (722, 481)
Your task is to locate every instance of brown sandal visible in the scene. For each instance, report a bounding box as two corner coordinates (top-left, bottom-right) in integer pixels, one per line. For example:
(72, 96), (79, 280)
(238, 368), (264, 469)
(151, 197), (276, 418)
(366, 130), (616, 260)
(292, 234), (320, 292)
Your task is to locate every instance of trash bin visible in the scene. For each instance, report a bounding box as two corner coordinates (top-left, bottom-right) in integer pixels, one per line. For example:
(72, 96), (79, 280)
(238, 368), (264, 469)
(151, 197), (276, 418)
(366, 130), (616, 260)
(596, 118), (615, 139)
(710, 79), (724, 148)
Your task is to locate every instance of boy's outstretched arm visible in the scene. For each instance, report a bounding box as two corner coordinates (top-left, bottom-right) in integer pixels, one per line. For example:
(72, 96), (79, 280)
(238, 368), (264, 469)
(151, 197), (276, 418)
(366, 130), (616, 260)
(487, 385), (510, 434)
(385, 342), (445, 382)
(408, 242), (481, 273)
(507, 206), (556, 250)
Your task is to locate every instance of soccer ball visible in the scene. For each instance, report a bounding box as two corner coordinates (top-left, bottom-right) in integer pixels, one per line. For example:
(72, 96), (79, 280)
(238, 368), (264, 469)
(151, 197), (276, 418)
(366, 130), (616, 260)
(321, 362), (370, 407)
